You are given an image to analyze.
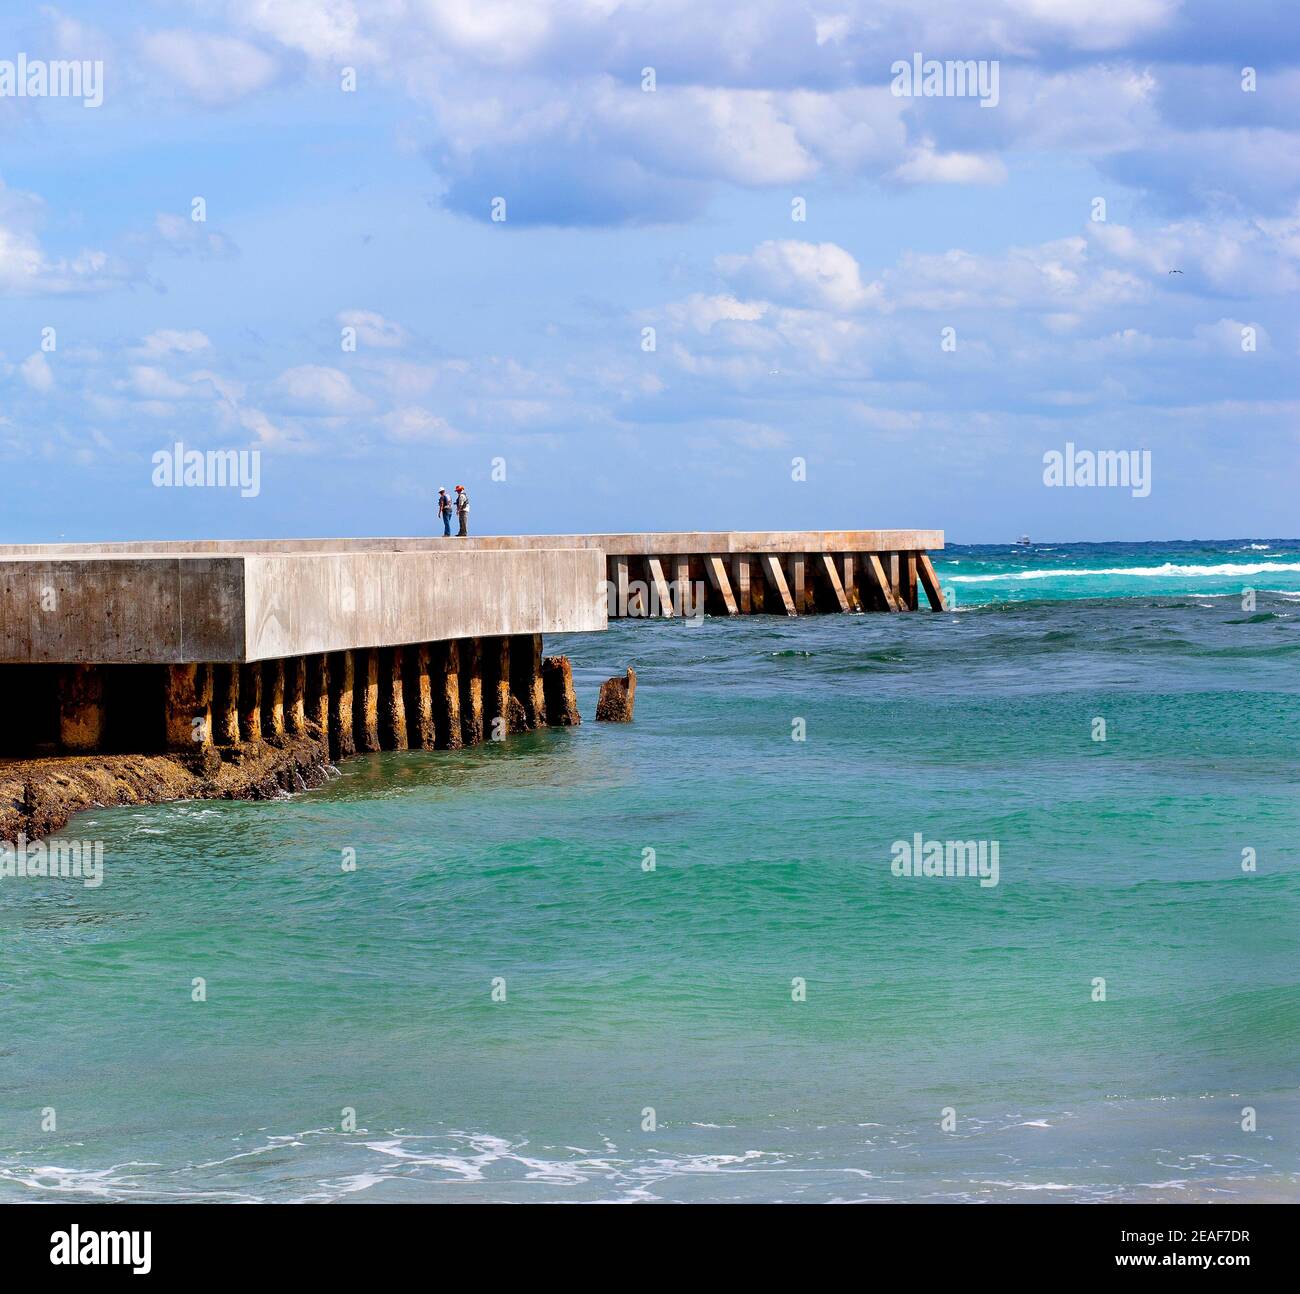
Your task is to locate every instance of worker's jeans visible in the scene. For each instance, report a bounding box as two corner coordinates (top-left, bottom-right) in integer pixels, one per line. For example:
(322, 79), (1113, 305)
(442, 512), (451, 536)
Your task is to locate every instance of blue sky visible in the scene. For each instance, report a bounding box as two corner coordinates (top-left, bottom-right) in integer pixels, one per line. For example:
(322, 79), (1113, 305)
(1, 1), (1297, 543)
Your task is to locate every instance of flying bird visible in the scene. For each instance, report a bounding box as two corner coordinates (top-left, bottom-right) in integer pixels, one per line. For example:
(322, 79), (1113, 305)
(1168, 269), (1183, 275)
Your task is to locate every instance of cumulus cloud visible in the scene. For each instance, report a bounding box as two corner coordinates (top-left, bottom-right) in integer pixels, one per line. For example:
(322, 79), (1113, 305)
(660, 294), (768, 333)
(1101, 127), (1300, 216)
(272, 364), (370, 414)
(716, 241), (885, 312)
(380, 406), (465, 443)
(124, 366), (196, 400)
(229, 0), (373, 63)
(153, 213), (237, 258)
(207, 0), (1199, 224)
(19, 352), (54, 392)
(94, 0), (1275, 228)
(135, 329), (213, 358)
(890, 146), (1008, 185)
(337, 310), (406, 348)
(140, 30), (281, 106)
(1005, 0), (1177, 50)
(1088, 210), (1300, 296)
(884, 236), (1148, 312)
(0, 182), (131, 296)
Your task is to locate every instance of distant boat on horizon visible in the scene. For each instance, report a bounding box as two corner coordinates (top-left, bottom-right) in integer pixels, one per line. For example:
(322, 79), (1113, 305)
(1016, 535), (1031, 546)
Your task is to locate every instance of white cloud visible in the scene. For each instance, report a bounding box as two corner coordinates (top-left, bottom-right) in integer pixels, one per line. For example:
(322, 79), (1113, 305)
(421, 0), (554, 66)
(886, 236), (1146, 312)
(1089, 211), (1300, 297)
(891, 147), (1008, 186)
(154, 213), (236, 258)
(209, 0), (1272, 226)
(0, 182), (129, 296)
(125, 366), (194, 400)
(239, 405), (296, 445)
(20, 352), (54, 392)
(273, 364), (370, 414)
(228, 0), (374, 63)
(337, 310), (406, 348)
(717, 240), (884, 312)
(140, 30), (280, 106)
(1193, 318), (1268, 355)
(661, 293), (768, 333)
(1006, 0), (1177, 50)
(136, 329), (212, 358)
(380, 406), (465, 443)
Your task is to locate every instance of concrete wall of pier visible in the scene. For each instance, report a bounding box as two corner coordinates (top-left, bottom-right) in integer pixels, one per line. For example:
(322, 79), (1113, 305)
(0, 547), (605, 665)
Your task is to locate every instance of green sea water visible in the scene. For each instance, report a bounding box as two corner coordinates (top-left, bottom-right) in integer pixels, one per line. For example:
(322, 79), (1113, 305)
(1, 540), (1297, 1202)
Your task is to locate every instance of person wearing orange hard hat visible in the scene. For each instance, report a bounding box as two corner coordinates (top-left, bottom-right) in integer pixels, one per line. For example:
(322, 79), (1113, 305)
(454, 484), (470, 537)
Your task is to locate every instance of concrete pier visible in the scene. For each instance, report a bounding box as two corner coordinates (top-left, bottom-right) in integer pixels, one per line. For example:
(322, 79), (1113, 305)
(407, 645), (436, 749)
(586, 531), (945, 619)
(214, 664), (240, 746)
(264, 659), (286, 743)
(286, 657), (307, 736)
(0, 529), (942, 759)
(541, 656), (581, 726)
(58, 664), (105, 753)
(306, 655), (329, 739)
(238, 663), (262, 743)
(458, 637), (485, 746)
(432, 641), (463, 750)
(328, 651), (355, 761)
(355, 648), (381, 753)
(511, 634), (547, 730)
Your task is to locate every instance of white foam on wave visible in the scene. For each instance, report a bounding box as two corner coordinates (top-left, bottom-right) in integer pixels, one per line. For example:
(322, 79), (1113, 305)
(0, 1161), (262, 1203)
(947, 561), (1300, 584)
(978, 1180), (1078, 1192)
(330, 1134), (779, 1199)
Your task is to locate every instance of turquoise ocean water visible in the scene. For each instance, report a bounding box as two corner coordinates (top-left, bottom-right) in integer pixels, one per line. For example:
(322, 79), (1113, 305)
(2, 539), (1297, 1203)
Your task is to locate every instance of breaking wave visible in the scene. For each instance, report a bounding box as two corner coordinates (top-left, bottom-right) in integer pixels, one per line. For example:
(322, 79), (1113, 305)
(947, 561), (1300, 584)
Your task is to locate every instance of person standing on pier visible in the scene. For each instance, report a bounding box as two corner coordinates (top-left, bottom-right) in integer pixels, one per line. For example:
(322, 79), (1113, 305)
(455, 484), (470, 536)
(437, 487), (453, 537)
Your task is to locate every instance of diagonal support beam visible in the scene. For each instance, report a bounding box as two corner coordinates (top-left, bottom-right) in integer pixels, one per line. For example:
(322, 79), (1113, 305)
(917, 553), (946, 612)
(840, 554), (863, 612)
(759, 553), (797, 616)
(900, 552), (918, 610)
(865, 553), (904, 612)
(703, 555), (738, 615)
(816, 552), (851, 612)
(610, 555), (629, 617)
(646, 556), (673, 618)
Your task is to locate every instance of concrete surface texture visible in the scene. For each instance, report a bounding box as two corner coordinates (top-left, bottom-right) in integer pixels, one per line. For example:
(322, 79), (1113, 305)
(0, 547), (606, 665)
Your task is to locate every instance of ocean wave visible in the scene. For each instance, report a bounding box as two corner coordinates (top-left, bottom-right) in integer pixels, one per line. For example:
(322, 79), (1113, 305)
(947, 561), (1300, 584)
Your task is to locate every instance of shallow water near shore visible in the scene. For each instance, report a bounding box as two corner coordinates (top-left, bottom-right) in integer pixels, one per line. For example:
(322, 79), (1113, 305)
(2, 540), (1298, 1203)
